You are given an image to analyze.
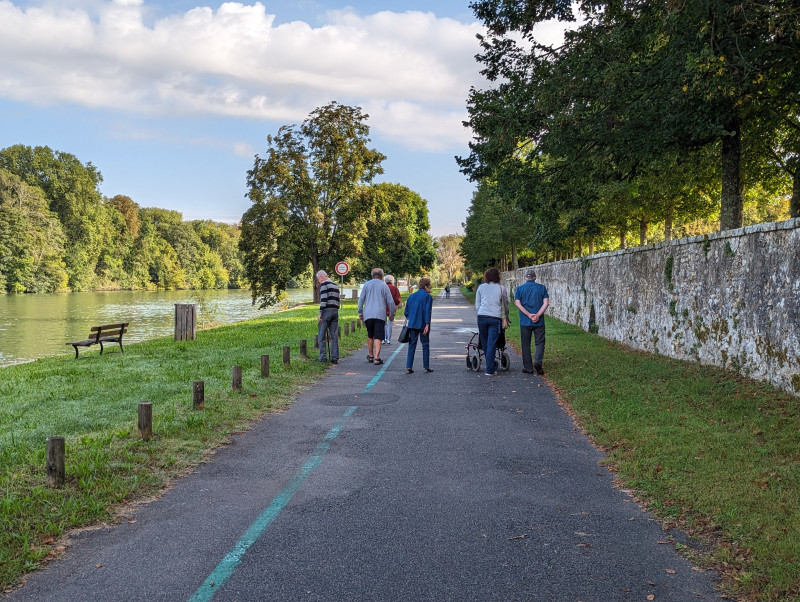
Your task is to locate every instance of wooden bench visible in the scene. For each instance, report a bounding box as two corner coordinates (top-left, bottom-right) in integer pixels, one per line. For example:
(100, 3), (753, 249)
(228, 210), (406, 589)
(66, 323), (129, 358)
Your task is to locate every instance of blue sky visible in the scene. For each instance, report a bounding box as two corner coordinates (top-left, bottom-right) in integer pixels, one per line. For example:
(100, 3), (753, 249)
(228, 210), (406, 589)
(1, 1), (568, 236)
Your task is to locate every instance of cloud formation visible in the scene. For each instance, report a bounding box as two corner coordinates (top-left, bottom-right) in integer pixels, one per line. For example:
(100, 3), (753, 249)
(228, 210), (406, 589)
(0, 0), (490, 151)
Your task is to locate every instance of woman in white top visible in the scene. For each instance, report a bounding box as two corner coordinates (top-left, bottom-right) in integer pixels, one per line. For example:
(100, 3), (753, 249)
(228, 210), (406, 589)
(475, 267), (509, 376)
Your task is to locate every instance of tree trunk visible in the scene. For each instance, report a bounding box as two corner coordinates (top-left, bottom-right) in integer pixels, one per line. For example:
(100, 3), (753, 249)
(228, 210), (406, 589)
(639, 219), (648, 246)
(792, 169), (800, 219)
(589, 239), (595, 255)
(664, 207), (674, 241)
(720, 117), (743, 231)
(312, 255), (320, 303)
(619, 229), (627, 249)
(511, 244), (518, 271)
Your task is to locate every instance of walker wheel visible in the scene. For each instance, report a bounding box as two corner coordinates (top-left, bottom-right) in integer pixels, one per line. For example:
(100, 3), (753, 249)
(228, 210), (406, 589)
(466, 354), (473, 371)
(470, 353), (481, 372)
(500, 352), (511, 372)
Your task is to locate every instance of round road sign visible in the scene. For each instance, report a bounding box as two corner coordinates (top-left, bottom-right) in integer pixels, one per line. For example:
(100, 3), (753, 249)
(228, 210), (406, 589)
(335, 261), (350, 276)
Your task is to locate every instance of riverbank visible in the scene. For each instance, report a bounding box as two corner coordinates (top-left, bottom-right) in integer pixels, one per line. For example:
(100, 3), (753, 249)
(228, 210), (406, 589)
(0, 300), (362, 591)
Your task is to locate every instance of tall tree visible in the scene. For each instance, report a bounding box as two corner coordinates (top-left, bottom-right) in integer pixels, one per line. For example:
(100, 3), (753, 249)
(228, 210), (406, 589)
(356, 183), (436, 280)
(436, 234), (465, 283)
(240, 102), (386, 306)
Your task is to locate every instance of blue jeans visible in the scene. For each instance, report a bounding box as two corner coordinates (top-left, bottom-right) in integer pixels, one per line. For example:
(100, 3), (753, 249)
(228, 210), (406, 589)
(318, 308), (339, 361)
(405, 328), (430, 370)
(477, 315), (501, 374)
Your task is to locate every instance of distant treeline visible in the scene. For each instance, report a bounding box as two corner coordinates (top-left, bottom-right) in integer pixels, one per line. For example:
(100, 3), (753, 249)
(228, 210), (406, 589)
(0, 145), (243, 294)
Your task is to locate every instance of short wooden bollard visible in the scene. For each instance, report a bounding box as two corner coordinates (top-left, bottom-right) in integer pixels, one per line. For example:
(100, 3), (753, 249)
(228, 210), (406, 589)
(283, 346), (291, 367)
(314, 336), (319, 349)
(357, 319), (362, 330)
(261, 354), (270, 378)
(351, 320), (356, 333)
(46, 436), (65, 488)
(193, 381), (204, 409)
(233, 365), (242, 391)
(345, 323), (350, 336)
(138, 402), (153, 441)
(300, 340), (307, 359)
(338, 326), (342, 338)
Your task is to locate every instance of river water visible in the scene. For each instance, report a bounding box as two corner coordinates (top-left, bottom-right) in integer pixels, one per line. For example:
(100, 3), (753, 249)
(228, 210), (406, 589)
(0, 288), (314, 368)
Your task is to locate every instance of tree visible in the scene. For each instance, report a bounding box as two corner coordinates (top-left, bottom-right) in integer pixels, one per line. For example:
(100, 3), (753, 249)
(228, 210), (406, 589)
(355, 183), (436, 281)
(436, 234), (465, 284)
(239, 102), (386, 307)
(0, 145), (108, 289)
(0, 169), (68, 292)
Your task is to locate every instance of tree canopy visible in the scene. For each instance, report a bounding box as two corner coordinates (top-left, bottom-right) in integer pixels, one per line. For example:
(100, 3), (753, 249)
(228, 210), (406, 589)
(460, 0), (799, 260)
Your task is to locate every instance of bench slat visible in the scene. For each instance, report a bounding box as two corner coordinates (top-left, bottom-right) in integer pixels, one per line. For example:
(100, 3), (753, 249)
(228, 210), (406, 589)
(67, 323), (130, 358)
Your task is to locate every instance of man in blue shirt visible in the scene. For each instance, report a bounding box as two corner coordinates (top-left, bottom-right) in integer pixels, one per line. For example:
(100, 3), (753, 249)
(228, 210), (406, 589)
(514, 268), (550, 375)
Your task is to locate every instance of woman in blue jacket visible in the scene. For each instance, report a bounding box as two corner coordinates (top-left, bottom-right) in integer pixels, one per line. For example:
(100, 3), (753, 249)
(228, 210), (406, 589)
(404, 277), (433, 374)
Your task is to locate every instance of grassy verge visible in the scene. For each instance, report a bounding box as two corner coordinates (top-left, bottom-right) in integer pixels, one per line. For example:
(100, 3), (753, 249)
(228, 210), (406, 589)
(501, 317), (800, 601)
(0, 301), (366, 591)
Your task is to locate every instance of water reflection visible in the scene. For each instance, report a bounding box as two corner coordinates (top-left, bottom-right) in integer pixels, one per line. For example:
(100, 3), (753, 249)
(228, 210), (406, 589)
(0, 288), (313, 367)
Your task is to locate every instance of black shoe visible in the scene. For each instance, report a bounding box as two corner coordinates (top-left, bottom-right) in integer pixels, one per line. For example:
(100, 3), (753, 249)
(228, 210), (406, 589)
(521, 368), (534, 374)
(367, 355), (374, 363)
(534, 364), (544, 375)
(424, 368), (434, 373)
(407, 368), (414, 374)
(331, 360), (338, 364)
(374, 358), (384, 365)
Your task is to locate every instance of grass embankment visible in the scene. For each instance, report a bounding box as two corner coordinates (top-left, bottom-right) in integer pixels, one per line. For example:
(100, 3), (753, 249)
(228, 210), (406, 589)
(496, 304), (799, 600)
(0, 301), (365, 591)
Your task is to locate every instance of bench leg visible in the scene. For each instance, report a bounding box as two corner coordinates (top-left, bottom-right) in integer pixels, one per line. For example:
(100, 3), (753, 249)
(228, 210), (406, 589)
(99, 341), (104, 355)
(72, 345), (79, 359)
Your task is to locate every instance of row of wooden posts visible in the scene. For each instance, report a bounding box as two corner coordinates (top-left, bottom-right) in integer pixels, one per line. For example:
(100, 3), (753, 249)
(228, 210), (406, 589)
(45, 318), (364, 488)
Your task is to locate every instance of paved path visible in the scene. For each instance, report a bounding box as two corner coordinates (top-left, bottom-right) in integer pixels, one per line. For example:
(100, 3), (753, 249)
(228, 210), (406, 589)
(7, 290), (721, 601)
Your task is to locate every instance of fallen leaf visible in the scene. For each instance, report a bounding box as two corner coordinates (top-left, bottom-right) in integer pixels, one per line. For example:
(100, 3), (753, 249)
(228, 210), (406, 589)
(666, 569), (676, 574)
(647, 595), (655, 601)
(508, 534), (527, 541)
(95, 564), (103, 569)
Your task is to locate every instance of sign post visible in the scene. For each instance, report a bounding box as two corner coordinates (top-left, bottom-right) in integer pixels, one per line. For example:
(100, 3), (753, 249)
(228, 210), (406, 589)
(335, 261), (350, 296)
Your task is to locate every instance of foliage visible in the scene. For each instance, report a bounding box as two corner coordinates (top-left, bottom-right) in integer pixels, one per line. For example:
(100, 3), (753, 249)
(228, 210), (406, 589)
(240, 102), (386, 307)
(0, 146), (246, 294)
(435, 233), (465, 284)
(461, 0), (799, 259)
(355, 182), (437, 280)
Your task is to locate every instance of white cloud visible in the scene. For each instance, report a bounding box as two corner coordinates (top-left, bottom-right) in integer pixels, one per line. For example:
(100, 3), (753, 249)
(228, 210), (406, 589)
(0, 0), (490, 152)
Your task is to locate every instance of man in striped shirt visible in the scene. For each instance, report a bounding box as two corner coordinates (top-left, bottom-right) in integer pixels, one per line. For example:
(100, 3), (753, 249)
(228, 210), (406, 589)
(317, 270), (340, 364)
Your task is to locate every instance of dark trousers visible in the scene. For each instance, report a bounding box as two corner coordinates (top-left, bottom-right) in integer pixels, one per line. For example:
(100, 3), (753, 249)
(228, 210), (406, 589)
(520, 324), (546, 371)
(318, 308), (339, 361)
(405, 328), (430, 370)
(477, 315), (502, 374)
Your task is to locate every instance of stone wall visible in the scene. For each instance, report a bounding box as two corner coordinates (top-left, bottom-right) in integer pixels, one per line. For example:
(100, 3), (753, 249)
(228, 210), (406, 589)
(504, 218), (800, 396)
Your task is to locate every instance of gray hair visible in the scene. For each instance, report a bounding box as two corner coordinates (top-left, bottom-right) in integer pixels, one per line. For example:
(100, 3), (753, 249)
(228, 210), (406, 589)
(372, 268), (384, 279)
(384, 274), (395, 284)
(525, 268), (537, 281)
(316, 270), (328, 279)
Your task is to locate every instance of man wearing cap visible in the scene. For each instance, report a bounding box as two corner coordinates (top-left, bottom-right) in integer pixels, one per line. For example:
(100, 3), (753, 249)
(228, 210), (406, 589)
(514, 268), (549, 375)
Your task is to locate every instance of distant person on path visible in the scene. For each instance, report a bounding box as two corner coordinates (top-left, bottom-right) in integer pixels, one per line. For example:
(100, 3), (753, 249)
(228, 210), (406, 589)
(475, 268), (509, 377)
(404, 277), (433, 374)
(445, 282), (451, 298)
(383, 274), (402, 345)
(316, 270), (340, 364)
(358, 268), (395, 365)
(514, 267), (549, 375)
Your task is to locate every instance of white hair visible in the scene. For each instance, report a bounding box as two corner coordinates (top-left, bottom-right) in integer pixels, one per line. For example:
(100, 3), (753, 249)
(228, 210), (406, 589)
(384, 274), (394, 284)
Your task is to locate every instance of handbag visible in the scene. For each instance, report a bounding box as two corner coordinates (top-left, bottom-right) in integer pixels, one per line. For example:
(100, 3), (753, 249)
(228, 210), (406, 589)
(398, 319), (410, 343)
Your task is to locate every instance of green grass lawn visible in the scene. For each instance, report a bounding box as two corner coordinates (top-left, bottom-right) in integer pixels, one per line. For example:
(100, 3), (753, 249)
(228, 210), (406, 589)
(502, 316), (800, 601)
(0, 301), (366, 591)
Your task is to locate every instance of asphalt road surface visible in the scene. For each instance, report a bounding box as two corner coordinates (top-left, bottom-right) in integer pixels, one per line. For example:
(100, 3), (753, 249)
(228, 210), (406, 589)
(7, 289), (722, 602)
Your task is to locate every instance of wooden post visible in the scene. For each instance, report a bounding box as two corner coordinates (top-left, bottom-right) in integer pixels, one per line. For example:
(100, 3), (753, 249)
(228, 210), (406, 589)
(283, 346), (291, 367)
(46, 437), (65, 488)
(300, 340), (307, 359)
(357, 319), (362, 330)
(345, 323), (350, 336)
(138, 402), (153, 441)
(351, 320), (356, 333)
(314, 335), (319, 349)
(193, 381), (204, 409)
(338, 326), (342, 338)
(232, 365), (242, 391)
(261, 354), (270, 378)
(174, 304), (197, 341)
